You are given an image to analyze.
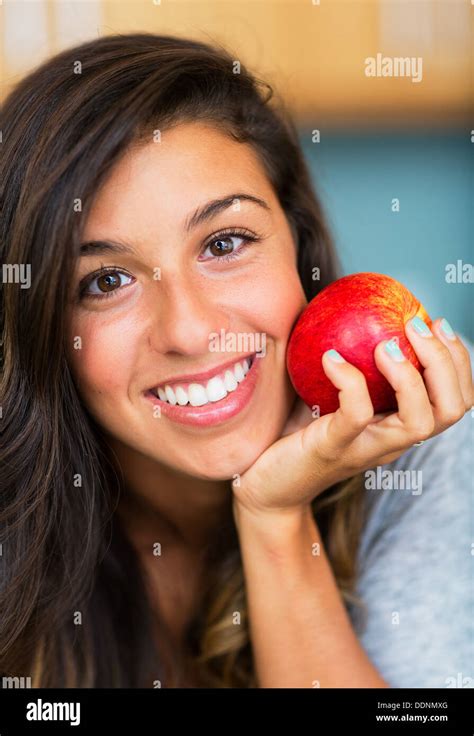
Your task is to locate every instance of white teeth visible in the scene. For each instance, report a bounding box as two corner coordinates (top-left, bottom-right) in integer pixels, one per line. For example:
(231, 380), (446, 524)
(234, 362), (245, 382)
(165, 385), (177, 405)
(175, 386), (189, 405)
(188, 383), (208, 407)
(206, 376), (228, 403)
(154, 356), (253, 405)
(224, 369), (238, 392)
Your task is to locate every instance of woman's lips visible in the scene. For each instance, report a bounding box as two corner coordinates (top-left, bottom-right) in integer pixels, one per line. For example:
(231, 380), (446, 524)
(144, 354), (261, 427)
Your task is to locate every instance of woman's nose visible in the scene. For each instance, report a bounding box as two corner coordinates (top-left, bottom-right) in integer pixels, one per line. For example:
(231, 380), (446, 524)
(147, 276), (230, 355)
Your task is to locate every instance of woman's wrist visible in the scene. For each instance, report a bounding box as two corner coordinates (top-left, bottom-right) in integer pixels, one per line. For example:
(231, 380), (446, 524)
(232, 496), (316, 547)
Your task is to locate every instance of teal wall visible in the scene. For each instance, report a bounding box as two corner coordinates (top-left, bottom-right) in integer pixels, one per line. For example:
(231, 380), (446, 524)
(300, 132), (472, 340)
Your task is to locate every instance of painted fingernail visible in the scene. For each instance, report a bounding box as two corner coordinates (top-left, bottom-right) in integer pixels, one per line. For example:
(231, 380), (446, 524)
(409, 316), (432, 337)
(326, 349), (345, 363)
(440, 317), (456, 340)
(384, 338), (405, 362)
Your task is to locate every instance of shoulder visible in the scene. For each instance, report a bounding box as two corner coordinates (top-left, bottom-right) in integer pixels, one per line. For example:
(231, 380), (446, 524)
(359, 399), (472, 560)
(348, 336), (474, 687)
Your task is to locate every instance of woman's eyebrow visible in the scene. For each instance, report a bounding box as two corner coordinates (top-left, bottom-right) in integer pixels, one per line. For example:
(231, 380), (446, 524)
(80, 240), (134, 256)
(79, 193), (271, 256)
(184, 192), (271, 232)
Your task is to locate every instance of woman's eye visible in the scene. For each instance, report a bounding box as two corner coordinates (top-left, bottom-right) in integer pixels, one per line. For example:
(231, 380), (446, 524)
(81, 270), (134, 299)
(200, 231), (258, 262)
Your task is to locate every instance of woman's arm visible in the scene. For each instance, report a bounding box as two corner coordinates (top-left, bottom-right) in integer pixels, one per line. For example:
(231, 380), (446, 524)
(233, 500), (388, 688)
(232, 318), (472, 688)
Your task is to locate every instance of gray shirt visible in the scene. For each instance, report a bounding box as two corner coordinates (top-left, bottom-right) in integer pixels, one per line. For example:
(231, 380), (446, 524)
(348, 338), (473, 688)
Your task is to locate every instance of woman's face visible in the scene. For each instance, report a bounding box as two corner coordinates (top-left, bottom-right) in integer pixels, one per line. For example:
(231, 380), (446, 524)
(67, 122), (307, 480)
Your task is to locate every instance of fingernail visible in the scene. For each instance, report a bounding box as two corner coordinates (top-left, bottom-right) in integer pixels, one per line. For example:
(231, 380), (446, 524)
(409, 316), (432, 337)
(440, 317), (456, 341)
(384, 338), (405, 362)
(326, 349), (345, 363)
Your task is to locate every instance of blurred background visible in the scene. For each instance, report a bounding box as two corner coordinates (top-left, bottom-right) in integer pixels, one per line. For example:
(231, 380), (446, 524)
(1, 0), (472, 338)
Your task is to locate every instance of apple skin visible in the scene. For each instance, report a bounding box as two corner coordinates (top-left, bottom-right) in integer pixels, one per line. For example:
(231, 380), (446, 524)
(286, 272), (432, 416)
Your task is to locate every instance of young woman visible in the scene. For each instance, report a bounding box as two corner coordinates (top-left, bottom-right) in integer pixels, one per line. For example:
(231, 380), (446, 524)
(1, 33), (472, 689)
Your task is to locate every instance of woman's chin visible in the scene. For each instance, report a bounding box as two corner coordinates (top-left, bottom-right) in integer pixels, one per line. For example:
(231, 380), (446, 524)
(175, 448), (269, 483)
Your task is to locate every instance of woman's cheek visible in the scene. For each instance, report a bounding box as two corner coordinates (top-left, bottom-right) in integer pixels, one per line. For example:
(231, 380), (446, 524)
(234, 265), (305, 341)
(68, 314), (138, 416)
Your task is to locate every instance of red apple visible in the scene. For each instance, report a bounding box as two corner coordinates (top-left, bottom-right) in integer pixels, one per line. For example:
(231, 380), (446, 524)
(286, 272), (432, 416)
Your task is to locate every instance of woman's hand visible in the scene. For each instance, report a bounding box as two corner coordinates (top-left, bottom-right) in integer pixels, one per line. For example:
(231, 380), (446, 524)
(233, 317), (473, 515)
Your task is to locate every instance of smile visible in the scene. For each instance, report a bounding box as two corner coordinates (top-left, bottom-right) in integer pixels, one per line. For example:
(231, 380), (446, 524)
(152, 355), (254, 406)
(144, 354), (260, 427)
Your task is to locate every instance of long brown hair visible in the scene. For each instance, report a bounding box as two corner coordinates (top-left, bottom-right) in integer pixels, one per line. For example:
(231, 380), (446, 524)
(0, 33), (366, 687)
